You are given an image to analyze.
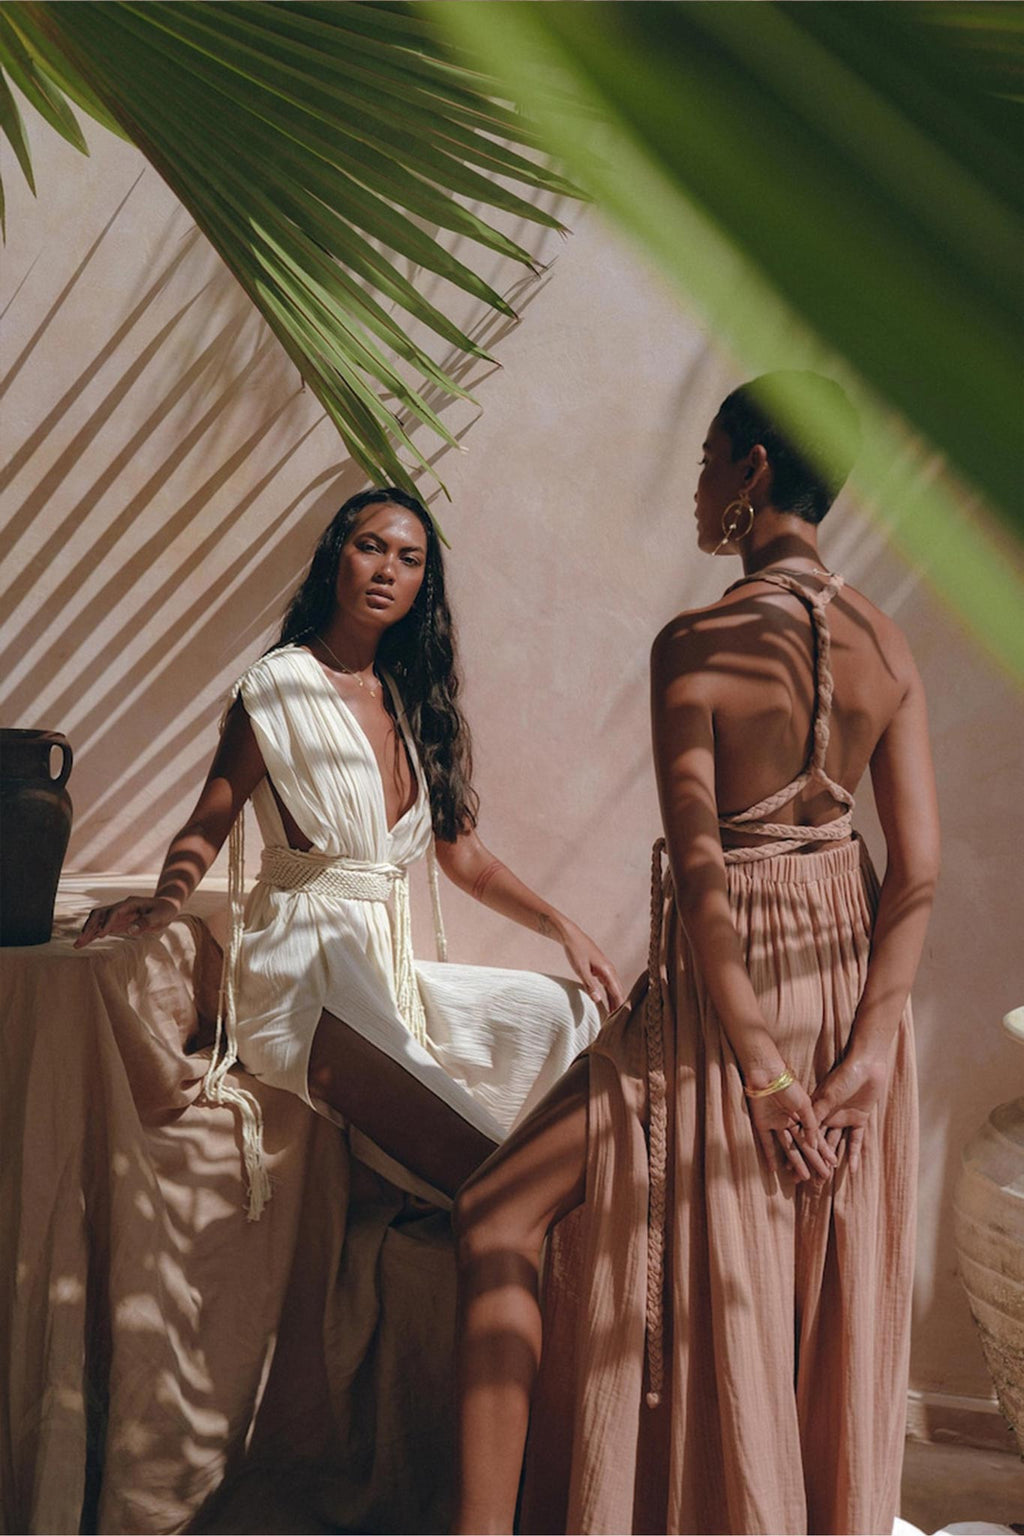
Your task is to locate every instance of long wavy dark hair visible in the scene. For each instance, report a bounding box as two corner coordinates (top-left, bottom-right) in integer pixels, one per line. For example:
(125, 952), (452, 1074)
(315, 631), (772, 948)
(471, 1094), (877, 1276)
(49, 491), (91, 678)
(272, 487), (478, 841)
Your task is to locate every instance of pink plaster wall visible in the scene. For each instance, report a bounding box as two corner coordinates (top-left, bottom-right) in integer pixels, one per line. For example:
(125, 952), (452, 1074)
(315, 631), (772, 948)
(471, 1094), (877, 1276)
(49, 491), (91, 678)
(2, 124), (1022, 1412)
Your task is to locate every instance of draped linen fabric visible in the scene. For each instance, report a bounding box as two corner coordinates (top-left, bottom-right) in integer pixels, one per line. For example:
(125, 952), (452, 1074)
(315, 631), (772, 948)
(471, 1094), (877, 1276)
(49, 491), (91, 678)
(0, 913), (461, 1535)
(233, 646), (599, 1147)
(523, 844), (917, 1535)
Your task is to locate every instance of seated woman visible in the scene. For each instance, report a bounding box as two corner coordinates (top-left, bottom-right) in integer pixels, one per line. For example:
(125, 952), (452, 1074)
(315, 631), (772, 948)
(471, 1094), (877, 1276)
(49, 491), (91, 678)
(77, 486), (623, 1210)
(454, 375), (939, 1535)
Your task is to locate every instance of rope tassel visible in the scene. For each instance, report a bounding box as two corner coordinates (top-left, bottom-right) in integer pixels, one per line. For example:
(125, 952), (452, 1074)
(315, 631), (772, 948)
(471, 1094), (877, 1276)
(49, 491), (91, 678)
(202, 811), (273, 1221)
(427, 843), (448, 963)
(390, 869), (428, 1047)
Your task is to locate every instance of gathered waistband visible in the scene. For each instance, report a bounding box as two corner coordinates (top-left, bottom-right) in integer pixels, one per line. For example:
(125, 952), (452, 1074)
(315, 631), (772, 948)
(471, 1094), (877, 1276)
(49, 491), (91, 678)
(724, 834), (865, 886)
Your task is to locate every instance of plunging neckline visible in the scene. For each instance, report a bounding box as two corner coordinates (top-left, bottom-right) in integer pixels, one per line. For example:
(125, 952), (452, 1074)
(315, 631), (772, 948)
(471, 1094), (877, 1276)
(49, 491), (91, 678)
(298, 647), (422, 836)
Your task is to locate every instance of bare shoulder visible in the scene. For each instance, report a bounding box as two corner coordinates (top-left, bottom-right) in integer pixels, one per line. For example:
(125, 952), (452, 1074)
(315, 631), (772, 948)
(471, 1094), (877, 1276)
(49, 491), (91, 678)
(716, 574), (919, 696)
(650, 600), (727, 699)
(651, 601), (718, 655)
(832, 580), (920, 701)
(651, 583), (798, 682)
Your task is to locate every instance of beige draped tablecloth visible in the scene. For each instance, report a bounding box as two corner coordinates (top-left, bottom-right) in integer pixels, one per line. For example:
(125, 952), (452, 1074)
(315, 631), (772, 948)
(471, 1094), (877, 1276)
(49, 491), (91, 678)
(0, 908), (456, 1535)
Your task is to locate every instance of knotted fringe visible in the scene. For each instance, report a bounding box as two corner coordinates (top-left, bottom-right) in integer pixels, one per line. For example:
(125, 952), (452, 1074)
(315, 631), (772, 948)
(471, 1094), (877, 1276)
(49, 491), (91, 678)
(390, 865), (429, 1048)
(644, 837), (669, 1408)
(427, 843), (448, 963)
(202, 810), (273, 1221)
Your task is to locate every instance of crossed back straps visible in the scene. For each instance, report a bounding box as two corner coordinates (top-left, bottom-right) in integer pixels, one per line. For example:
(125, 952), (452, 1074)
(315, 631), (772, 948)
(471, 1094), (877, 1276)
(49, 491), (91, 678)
(717, 569), (854, 862)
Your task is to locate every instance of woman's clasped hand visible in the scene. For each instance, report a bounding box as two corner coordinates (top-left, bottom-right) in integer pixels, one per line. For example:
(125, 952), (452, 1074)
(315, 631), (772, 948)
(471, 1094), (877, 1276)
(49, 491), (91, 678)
(745, 1071), (838, 1182)
(812, 1050), (891, 1176)
(745, 1051), (891, 1181)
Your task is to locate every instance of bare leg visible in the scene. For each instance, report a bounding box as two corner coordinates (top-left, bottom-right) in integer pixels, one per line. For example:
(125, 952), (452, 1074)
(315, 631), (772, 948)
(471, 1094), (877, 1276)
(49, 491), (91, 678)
(453, 1057), (590, 1535)
(307, 1008), (497, 1198)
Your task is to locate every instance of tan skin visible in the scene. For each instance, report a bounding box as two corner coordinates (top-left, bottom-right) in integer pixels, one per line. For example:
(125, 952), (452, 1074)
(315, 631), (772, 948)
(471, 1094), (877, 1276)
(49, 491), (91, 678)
(77, 502), (624, 1199)
(451, 422), (940, 1533)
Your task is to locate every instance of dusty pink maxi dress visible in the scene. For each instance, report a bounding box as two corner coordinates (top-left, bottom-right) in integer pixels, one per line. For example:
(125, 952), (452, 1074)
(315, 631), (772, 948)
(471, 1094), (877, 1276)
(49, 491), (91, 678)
(522, 572), (918, 1536)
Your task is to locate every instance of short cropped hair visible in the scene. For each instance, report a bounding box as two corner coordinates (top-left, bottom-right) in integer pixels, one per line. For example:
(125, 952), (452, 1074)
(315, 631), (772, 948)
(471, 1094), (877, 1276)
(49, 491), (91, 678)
(716, 372), (861, 524)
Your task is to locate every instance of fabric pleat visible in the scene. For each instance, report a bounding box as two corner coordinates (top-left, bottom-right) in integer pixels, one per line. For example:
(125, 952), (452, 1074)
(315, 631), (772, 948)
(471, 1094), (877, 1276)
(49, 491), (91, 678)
(523, 838), (917, 1536)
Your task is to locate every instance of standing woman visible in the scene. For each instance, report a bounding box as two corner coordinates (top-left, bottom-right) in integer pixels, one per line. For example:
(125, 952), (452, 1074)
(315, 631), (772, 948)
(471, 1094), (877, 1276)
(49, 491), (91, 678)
(78, 487), (622, 1210)
(454, 374), (939, 1534)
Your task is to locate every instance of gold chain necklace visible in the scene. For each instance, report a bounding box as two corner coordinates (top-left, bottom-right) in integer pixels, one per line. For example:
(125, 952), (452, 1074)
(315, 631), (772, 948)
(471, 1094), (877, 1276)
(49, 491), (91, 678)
(315, 634), (380, 698)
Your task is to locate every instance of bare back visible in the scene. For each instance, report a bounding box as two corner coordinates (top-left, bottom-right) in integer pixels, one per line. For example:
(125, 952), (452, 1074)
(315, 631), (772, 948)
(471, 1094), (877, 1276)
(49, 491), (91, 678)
(656, 569), (916, 849)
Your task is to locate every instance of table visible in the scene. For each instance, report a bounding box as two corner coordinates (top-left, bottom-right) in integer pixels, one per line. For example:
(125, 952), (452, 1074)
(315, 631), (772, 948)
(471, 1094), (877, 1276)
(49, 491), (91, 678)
(0, 905), (456, 1535)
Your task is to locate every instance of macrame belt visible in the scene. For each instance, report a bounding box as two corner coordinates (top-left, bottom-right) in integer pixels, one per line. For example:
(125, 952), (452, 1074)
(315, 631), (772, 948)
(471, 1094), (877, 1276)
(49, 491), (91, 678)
(260, 845), (404, 903)
(257, 845), (429, 1051)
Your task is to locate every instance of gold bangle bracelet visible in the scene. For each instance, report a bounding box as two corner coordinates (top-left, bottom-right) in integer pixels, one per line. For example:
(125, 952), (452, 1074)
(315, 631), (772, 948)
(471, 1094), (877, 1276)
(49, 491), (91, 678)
(744, 1066), (796, 1099)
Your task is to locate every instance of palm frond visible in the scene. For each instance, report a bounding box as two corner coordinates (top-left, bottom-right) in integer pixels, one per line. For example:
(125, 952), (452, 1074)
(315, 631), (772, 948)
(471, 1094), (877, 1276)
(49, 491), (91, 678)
(433, 0), (1024, 677)
(1, 0), (579, 497)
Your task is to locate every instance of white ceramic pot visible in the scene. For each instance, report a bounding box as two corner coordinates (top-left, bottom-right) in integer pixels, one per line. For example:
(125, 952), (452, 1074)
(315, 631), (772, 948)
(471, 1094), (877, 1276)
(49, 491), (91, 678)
(953, 1007), (1024, 1454)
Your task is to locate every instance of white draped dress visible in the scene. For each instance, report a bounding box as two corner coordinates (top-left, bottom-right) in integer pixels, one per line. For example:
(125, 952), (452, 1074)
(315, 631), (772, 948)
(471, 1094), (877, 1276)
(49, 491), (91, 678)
(227, 645), (599, 1154)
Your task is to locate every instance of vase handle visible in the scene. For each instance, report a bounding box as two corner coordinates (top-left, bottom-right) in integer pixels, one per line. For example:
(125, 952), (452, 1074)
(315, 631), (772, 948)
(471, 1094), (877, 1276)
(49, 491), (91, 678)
(51, 739), (73, 788)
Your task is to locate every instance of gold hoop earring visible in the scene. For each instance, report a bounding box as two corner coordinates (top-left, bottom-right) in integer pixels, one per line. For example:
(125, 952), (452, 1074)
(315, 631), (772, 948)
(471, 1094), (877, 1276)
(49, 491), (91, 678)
(713, 495), (754, 554)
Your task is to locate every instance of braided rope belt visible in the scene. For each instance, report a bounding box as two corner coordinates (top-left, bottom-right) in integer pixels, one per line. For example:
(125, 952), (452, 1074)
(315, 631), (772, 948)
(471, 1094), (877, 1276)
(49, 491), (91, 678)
(644, 837), (670, 1408)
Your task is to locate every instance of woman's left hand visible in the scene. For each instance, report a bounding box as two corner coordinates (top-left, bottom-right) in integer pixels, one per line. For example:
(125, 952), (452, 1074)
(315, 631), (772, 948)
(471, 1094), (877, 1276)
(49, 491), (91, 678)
(811, 1053), (890, 1175)
(555, 918), (625, 1012)
(433, 831), (625, 1011)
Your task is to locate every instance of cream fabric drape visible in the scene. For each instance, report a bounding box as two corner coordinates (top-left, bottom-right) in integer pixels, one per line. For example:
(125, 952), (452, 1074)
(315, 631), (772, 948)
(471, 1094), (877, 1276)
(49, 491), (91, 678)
(232, 646), (599, 1145)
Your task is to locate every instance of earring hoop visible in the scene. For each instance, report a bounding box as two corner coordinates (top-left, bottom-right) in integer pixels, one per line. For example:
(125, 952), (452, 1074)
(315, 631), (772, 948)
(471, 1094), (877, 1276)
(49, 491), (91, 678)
(713, 495), (754, 554)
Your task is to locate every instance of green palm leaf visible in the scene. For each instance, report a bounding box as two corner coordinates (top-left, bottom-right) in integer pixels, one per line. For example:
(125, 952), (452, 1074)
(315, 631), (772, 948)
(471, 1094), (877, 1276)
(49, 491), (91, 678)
(433, 1), (1024, 678)
(0, 0), (578, 498)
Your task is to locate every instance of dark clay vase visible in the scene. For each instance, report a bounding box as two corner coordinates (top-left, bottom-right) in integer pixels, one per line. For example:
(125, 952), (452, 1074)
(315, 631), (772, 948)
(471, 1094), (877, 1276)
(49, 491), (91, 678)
(0, 729), (74, 946)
